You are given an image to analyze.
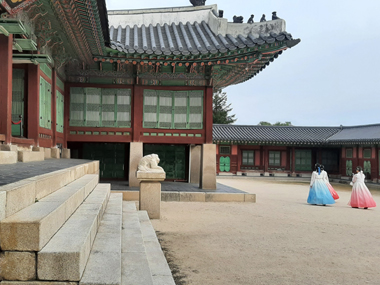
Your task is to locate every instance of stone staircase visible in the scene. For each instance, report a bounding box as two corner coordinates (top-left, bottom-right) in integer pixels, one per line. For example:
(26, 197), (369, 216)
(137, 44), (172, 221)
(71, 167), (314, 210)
(0, 161), (175, 285)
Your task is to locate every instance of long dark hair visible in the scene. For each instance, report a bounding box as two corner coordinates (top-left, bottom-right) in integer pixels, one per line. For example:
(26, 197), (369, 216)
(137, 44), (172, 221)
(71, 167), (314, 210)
(315, 163), (321, 174)
(356, 166), (363, 172)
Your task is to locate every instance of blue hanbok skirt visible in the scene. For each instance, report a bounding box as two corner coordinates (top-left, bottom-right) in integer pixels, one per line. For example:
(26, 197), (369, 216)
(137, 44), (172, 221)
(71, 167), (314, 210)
(307, 179), (335, 205)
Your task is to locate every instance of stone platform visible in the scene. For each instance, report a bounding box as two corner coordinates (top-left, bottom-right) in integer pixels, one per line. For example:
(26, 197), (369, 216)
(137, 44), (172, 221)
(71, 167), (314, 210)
(107, 181), (256, 203)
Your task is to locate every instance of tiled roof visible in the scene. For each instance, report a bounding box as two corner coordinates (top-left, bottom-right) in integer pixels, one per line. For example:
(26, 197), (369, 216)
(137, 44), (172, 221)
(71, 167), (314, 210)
(109, 21), (294, 56)
(213, 124), (341, 145)
(327, 124), (380, 144)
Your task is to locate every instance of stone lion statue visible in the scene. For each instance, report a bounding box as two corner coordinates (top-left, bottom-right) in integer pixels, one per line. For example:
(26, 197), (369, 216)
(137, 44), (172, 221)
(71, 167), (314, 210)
(138, 154), (164, 173)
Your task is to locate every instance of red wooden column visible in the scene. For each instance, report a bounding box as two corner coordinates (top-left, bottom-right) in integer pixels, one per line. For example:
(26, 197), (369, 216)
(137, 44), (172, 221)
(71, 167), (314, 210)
(291, 147), (296, 175)
(51, 69), (57, 147)
(27, 64), (40, 145)
(63, 83), (69, 148)
(0, 34), (13, 144)
(132, 85), (143, 142)
(204, 87), (213, 144)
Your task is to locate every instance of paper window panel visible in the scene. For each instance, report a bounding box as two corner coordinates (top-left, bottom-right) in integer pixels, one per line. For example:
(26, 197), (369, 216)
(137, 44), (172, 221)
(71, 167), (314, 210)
(85, 88), (101, 126)
(188, 90), (203, 129)
(70, 87), (85, 126)
(143, 90), (158, 128)
(173, 92), (188, 129)
(116, 89), (131, 127)
(101, 89), (116, 127)
(158, 91), (173, 129)
(12, 69), (24, 122)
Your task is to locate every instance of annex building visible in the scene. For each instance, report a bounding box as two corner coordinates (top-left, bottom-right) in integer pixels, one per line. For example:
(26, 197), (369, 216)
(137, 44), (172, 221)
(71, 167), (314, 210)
(0, 0), (300, 189)
(214, 124), (380, 182)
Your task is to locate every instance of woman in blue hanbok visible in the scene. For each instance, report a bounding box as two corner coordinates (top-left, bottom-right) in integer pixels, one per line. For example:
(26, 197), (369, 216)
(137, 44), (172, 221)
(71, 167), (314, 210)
(307, 163), (335, 206)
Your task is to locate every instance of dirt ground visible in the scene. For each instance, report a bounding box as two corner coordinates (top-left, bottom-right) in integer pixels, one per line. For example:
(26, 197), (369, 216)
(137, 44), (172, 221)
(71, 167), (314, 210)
(151, 179), (380, 285)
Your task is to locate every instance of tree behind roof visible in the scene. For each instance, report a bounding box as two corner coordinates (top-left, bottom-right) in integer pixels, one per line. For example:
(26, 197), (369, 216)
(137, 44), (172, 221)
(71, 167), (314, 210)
(213, 89), (237, 124)
(258, 121), (292, 126)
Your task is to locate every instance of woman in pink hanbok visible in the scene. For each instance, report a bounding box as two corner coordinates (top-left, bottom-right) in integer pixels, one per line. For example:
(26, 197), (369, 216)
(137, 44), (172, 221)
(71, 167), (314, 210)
(348, 166), (376, 209)
(321, 165), (339, 200)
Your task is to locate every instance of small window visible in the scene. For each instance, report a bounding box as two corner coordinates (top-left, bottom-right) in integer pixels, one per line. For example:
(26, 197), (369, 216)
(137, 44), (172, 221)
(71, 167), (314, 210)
(363, 149), (371, 159)
(269, 151), (281, 166)
(242, 150), (254, 165)
(346, 148), (353, 158)
(220, 146), (231, 155)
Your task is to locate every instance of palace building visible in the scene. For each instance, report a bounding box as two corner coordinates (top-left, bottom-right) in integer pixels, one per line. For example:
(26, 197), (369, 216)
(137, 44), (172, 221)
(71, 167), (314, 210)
(0, 0), (300, 188)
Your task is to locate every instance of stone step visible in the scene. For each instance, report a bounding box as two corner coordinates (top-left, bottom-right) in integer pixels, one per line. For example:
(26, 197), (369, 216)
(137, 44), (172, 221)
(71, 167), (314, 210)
(0, 174), (99, 251)
(121, 202), (153, 285)
(80, 193), (123, 285)
(18, 150), (45, 162)
(138, 211), (176, 285)
(0, 150), (17, 165)
(1, 282), (78, 285)
(0, 161), (99, 222)
(37, 183), (110, 282)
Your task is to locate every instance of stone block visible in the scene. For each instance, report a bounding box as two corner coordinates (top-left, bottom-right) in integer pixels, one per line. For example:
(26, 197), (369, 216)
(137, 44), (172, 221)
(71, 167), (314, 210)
(62, 148), (70, 159)
(200, 144), (217, 190)
(0, 190), (5, 221)
(136, 171), (165, 181)
(1, 179), (36, 218)
(190, 145), (201, 184)
(161, 191), (179, 202)
(0, 144), (17, 151)
(139, 182), (161, 219)
(32, 146), (44, 152)
(0, 251), (36, 281)
(152, 276), (176, 285)
(29, 170), (72, 200)
(244, 194), (257, 203)
(129, 142), (143, 187)
(38, 184), (110, 281)
(44, 148), (51, 159)
(70, 164), (86, 181)
(0, 150), (18, 164)
(18, 151), (44, 162)
(246, 172), (262, 177)
(205, 193), (245, 202)
(112, 190), (139, 201)
(51, 147), (60, 159)
(179, 192), (206, 202)
(0, 201), (66, 251)
(122, 211), (145, 253)
(1, 280), (78, 285)
(121, 252), (154, 285)
(144, 240), (172, 277)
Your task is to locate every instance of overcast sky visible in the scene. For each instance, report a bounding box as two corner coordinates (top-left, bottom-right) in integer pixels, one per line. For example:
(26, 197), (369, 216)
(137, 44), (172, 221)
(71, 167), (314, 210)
(106, 0), (380, 127)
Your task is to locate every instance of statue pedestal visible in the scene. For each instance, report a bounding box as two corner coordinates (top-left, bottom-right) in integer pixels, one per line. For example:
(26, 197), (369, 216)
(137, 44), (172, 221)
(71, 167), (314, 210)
(137, 171), (165, 219)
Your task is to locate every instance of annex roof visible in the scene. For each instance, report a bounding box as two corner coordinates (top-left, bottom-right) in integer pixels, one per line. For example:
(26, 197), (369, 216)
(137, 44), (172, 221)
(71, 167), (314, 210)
(213, 124), (380, 145)
(213, 124), (341, 145)
(327, 124), (380, 144)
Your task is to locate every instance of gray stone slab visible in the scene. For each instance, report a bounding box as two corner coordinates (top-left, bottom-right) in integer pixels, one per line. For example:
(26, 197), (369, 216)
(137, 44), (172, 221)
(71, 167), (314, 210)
(121, 252), (153, 285)
(122, 211), (145, 253)
(80, 194), (122, 285)
(152, 276), (176, 285)
(38, 184), (110, 281)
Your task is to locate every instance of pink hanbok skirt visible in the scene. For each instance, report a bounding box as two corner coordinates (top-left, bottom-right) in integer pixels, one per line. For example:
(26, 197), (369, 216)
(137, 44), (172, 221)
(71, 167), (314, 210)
(327, 183), (339, 200)
(348, 183), (376, 208)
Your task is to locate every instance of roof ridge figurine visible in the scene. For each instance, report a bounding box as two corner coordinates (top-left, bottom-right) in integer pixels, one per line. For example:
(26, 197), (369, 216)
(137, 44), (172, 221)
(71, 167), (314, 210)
(190, 0), (206, 6)
(260, 14), (266, 22)
(247, 14), (254, 24)
(233, 15), (244, 23)
(272, 11), (280, 20)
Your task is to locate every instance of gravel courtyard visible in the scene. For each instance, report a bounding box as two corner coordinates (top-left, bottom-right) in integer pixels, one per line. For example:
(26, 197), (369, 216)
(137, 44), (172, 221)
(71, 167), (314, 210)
(151, 179), (380, 285)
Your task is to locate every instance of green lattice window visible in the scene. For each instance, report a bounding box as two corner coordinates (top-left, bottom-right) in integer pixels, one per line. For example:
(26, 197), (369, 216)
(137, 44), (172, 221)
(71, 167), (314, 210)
(242, 150), (254, 165)
(363, 161), (371, 177)
(143, 89), (203, 129)
(39, 76), (52, 129)
(346, 160), (352, 176)
(220, 146), (231, 155)
(295, 150), (312, 171)
(56, 91), (64, 133)
(12, 69), (25, 136)
(69, 88), (131, 127)
(363, 149), (371, 159)
(269, 151), (281, 166)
